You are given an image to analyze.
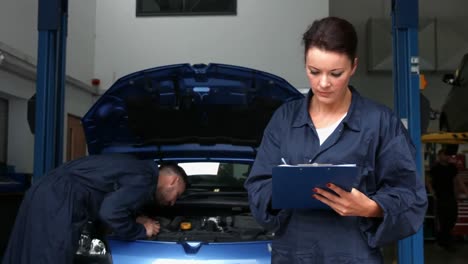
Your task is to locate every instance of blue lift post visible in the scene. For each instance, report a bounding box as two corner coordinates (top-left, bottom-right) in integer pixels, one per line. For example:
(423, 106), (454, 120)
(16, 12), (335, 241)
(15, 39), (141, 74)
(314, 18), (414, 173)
(34, 0), (68, 180)
(391, 0), (424, 263)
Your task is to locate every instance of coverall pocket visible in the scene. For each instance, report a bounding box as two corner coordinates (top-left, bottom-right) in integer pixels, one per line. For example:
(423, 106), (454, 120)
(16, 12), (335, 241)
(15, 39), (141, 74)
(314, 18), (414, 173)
(272, 245), (322, 264)
(296, 252), (322, 264)
(325, 254), (367, 264)
(271, 246), (291, 264)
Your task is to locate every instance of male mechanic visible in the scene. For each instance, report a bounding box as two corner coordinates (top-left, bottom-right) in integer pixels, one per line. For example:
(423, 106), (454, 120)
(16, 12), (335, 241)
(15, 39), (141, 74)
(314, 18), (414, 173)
(2, 153), (187, 264)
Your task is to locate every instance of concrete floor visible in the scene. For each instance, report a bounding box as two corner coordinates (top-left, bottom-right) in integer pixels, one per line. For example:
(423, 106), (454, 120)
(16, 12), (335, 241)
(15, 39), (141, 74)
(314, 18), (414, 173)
(424, 241), (468, 264)
(0, 194), (22, 258)
(383, 241), (468, 263)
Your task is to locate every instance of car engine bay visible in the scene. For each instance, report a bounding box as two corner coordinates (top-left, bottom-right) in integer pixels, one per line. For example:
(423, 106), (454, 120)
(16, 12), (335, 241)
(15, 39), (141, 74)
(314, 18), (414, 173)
(152, 214), (273, 242)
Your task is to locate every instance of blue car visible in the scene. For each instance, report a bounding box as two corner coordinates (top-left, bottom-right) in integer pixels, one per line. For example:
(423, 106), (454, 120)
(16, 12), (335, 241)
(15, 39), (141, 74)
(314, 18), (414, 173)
(77, 63), (303, 264)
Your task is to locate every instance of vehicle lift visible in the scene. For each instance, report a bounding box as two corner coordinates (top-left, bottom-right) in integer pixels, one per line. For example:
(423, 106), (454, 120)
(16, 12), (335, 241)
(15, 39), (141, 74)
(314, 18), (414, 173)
(35, 0), (68, 178)
(392, 0), (424, 263)
(35, 0), (423, 262)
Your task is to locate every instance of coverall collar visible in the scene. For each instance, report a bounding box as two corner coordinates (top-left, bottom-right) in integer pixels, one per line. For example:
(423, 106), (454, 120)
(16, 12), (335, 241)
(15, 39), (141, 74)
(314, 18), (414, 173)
(292, 86), (361, 132)
(148, 160), (159, 203)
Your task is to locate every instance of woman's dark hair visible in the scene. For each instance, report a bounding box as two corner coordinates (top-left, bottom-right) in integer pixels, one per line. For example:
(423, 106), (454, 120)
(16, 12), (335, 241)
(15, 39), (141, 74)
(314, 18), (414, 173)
(302, 16), (358, 63)
(159, 162), (189, 187)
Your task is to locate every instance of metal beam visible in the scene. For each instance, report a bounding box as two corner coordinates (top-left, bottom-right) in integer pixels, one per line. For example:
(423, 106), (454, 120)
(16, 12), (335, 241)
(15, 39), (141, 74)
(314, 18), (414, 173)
(391, 0), (424, 263)
(34, 0), (68, 179)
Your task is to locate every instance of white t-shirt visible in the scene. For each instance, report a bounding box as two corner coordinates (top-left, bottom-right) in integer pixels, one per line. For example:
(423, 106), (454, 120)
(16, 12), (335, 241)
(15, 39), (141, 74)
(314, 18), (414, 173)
(316, 113), (347, 145)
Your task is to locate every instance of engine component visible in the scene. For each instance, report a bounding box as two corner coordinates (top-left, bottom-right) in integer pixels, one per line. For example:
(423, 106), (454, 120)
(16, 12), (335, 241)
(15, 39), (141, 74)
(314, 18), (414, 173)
(180, 222), (192, 230)
(203, 217), (223, 232)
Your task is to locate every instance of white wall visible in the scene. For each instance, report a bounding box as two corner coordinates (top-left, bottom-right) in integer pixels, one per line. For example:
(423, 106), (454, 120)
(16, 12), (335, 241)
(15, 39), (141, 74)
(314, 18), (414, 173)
(94, 0), (329, 91)
(0, 0), (97, 83)
(7, 96), (34, 174)
(0, 69), (36, 173)
(330, 0), (468, 132)
(67, 0), (98, 83)
(0, 0), (98, 173)
(67, 83), (97, 118)
(0, 69), (96, 173)
(0, 0), (38, 59)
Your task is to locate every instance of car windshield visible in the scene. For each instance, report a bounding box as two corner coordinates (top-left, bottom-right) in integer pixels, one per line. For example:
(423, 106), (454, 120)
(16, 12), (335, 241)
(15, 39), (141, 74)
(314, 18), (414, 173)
(178, 162), (251, 190)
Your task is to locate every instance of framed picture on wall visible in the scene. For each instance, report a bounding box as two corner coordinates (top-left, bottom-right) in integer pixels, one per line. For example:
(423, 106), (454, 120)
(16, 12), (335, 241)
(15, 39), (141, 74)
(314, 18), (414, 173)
(136, 0), (237, 16)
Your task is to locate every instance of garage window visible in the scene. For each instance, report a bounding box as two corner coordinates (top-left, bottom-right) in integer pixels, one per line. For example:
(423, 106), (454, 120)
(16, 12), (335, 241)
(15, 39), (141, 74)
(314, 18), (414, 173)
(136, 0), (236, 16)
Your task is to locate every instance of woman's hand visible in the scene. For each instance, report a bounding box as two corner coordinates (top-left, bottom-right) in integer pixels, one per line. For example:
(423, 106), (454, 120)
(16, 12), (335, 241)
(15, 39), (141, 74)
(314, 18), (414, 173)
(313, 183), (383, 217)
(136, 216), (161, 238)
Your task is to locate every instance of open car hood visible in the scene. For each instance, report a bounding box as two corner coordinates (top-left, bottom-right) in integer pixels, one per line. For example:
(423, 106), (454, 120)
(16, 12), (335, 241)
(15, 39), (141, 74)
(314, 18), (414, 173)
(83, 63), (303, 155)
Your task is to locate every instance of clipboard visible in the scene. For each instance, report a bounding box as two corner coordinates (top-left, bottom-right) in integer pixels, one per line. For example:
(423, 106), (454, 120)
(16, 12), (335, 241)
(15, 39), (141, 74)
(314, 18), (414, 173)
(271, 164), (358, 210)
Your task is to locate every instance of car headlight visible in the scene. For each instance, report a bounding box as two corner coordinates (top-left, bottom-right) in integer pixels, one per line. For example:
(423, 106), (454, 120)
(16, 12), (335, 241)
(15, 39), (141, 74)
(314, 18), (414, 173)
(76, 233), (107, 255)
(74, 221), (112, 264)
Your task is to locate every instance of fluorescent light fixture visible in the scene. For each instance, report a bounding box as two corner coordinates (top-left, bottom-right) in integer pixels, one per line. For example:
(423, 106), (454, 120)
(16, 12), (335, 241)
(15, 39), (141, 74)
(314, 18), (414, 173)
(0, 51), (5, 66)
(0, 45), (36, 81)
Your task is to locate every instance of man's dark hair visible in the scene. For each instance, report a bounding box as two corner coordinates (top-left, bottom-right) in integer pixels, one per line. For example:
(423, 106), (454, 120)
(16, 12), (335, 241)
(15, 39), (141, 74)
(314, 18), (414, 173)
(438, 148), (449, 156)
(302, 16), (358, 64)
(159, 162), (189, 187)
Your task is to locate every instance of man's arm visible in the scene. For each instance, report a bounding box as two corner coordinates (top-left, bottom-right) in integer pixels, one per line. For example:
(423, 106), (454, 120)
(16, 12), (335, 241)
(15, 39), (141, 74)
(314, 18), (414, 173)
(136, 216), (161, 238)
(99, 186), (150, 240)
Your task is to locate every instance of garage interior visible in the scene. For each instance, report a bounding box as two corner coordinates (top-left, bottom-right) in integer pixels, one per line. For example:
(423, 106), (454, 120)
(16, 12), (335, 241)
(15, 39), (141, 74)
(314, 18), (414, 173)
(1, 0), (468, 263)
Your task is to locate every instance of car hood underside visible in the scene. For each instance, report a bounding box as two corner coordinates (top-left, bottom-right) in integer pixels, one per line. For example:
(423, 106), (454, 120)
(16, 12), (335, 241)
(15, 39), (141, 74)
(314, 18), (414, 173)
(82, 63), (303, 155)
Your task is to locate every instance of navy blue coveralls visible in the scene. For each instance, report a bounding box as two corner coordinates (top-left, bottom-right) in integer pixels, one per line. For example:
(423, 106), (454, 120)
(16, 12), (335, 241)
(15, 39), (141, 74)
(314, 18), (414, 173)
(2, 153), (158, 264)
(245, 88), (428, 263)
(430, 161), (458, 247)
